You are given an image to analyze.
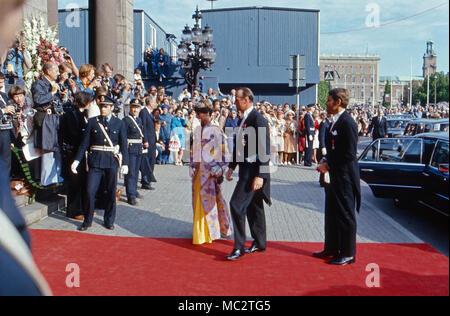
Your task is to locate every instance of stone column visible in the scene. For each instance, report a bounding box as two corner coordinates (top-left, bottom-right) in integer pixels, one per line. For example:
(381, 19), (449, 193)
(93, 0), (134, 80)
(47, 0), (59, 28)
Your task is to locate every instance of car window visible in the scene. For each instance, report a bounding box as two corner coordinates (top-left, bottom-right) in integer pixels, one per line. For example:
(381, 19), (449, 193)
(361, 140), (379, 162)
(433, 123), (449, 132)
(377, 139), (422, 163)
(431, 141), (449, 169)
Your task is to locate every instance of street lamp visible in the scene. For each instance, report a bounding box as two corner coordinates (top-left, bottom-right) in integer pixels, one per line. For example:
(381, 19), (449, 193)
(434, 74), (437, 107)
(177, 6), (217, 92)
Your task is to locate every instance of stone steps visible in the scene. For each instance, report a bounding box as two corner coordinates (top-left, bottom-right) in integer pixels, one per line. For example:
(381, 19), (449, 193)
(18, 195), (67, 227)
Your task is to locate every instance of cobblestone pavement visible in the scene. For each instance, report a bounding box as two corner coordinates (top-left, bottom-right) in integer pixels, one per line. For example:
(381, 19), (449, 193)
(31, 164), (424, 245)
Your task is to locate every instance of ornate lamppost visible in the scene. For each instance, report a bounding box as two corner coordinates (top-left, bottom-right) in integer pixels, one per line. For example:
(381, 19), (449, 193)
(177, 6), (216, 92)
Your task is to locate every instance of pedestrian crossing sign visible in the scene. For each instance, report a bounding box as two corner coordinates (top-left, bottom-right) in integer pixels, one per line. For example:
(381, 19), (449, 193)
(324, 71), (335, 81)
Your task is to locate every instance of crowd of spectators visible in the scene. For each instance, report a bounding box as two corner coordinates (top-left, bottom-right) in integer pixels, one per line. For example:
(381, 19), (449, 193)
(1, 36), (449, 195)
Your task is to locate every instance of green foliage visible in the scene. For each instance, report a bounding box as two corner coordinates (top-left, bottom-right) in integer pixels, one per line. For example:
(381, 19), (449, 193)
(417, 72), (449, 105)
(382, 80), (391, 108)
(318, 81), (329, 109)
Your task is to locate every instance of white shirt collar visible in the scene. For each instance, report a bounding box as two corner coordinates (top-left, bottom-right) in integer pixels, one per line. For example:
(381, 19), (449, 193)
(241, 106), (254, 121)
(333, 109), (346, 123)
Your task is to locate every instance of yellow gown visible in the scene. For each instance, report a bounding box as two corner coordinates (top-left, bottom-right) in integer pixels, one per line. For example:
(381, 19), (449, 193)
(192, 172), (212, 245)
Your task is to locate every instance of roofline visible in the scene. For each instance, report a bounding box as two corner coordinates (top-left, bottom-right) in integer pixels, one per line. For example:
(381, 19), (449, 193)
(134, 9), (174, 40)
(58, 8), (89, 12)
(201, 6), (320, 14)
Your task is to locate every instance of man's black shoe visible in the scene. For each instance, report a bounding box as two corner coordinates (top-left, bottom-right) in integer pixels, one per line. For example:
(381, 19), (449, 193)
(329, 256), (356, 266)
(245, 242), (266, 254)
(226, 249), (245, 261)
(141, 185), (155, 191)
(313, 250), (338, 259)
(78, 225), (90, 232)
(128, 198), (138, 206)
(104, 224), (115, 231)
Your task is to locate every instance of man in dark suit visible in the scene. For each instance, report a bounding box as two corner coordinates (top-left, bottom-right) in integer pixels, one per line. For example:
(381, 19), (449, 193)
(124, 99), (146, 205)
(139, 97), (157, 190)
(316, 88), (361, 266)
(0, 72), (15, 178)
(368, 109), (388, 140)
(71, 96), (129, 232)
(303, 104), (315, 166)
(225, 87), (272, 261)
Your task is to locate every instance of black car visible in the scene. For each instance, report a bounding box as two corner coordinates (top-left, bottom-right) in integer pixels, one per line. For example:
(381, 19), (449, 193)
(403, 119), (449, 136)
(386, 118), (411, 138)
(359, 132), (449, 216)
(386, 114), (414, 120)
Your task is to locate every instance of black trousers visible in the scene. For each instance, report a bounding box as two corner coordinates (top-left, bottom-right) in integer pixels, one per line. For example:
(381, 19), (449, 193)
(304, 140), (313, 166)
(125, 153), (142, 199)
(230, 180), (267, 251)
(66, 161), (88, 218)
(324, 183), (357, 257)
(85, 167), (118, 227)
(0, 130), (12, 178)
(140, 149), (157, 185)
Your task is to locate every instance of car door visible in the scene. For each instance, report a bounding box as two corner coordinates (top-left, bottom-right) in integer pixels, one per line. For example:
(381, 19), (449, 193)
(359, 138), (425, 198)
(421, 140), (449, 216)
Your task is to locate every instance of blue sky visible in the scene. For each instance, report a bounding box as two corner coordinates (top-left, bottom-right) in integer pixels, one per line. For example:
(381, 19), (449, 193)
(59, 0), (449, 77)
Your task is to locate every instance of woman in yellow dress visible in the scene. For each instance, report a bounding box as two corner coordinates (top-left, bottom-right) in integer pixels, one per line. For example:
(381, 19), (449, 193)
(190, 100), (232, 245)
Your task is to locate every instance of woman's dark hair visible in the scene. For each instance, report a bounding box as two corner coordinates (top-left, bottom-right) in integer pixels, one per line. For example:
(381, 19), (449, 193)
(8, 85), (25, 99)
(73, 91), (94, 110)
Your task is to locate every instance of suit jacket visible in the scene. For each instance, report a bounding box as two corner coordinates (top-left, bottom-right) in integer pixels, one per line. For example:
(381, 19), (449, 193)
(325, 110), (361, 212)
(31, 76), (57, 108)
(369, 116), (388, 139)
(319, 119), (331, 150)
(304, 112), (315, 138)
(61, 109), (88, 156)
(139, 107), (156, 148)
(75, 116), (129, 169)
(230, 108), (271, 206)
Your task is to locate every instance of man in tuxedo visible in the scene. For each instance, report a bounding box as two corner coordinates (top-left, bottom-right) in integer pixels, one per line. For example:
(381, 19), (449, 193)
(316, 88), (361, 266)
(225, 87), (272, 261)
(368, 109), (388, 141)
(303, 104), (315, 166)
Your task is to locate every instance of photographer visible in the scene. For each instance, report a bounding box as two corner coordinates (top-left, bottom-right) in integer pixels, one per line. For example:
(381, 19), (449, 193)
(58, 62), (78, 111)
(0, 72), (14, 177)
(31, 62), (65, 150)
(59, 47), (79, 79)
(77, 64), (98, 96)
(8, 85), (34, 143)
(2, 38), (31, 89)
(101, 63), (116, 92)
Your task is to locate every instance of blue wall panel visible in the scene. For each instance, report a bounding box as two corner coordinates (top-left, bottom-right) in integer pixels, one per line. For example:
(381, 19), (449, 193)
(58, 9), (90, 67)
(201, 7), (320, 105)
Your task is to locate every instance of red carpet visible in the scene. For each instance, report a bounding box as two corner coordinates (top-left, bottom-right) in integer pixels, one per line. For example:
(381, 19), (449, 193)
(30, 230), (449, 296)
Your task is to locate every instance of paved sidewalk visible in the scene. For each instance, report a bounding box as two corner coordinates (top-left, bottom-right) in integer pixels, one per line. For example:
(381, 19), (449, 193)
(31, 164), (423, 245)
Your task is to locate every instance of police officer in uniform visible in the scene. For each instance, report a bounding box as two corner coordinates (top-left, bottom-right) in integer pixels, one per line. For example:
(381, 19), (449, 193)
(71, 96), (129, 231)
(123, 99), (146, 205)
(304, 104), (316, 167)
(0, 73), (15, 178)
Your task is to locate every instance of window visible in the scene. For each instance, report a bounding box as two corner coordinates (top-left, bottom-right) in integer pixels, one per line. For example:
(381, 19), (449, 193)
(361, 67), (365, 75)
(352, 75), (356, 83)
(375, 139), (423, 164)
(171, 44), (177, 62)
(431, 141), (449, 169)
(151, 26), (157, 49)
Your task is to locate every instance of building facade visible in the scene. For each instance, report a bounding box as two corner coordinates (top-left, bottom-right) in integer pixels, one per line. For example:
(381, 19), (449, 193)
(201, 7), (321, 105)
(320, 54), (380, 106)
(379, 76), (424, 108)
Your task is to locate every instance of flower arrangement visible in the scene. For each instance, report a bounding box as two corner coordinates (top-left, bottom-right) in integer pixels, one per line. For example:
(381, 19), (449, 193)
(21, 14), (61, 92)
